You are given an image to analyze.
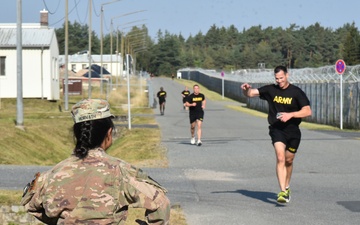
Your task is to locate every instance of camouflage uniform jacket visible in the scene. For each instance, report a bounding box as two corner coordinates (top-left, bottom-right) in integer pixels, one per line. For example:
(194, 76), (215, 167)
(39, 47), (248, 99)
(21, 148), (170, 225)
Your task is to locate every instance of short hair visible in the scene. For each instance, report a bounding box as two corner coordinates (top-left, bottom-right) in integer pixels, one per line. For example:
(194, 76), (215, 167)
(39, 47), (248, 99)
(274, 65), (288, 74)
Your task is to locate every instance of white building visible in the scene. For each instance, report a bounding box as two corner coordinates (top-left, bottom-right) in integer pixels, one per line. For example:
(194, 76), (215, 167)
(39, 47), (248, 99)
(0, 10), (59, 100)
(59, 53), (124, 77)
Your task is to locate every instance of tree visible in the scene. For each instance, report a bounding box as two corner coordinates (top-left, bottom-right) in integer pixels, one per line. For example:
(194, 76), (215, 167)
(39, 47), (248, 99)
(55, 21), (360, 72)
(149, 31), (182, 75)
(343, 22), (360, 65)
(55, 21), (100, 55)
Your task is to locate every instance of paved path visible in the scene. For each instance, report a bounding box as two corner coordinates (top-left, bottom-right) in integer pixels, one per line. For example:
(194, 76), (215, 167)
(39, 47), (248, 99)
(150, 77), (360, 225)
(1, 77), (360, 225)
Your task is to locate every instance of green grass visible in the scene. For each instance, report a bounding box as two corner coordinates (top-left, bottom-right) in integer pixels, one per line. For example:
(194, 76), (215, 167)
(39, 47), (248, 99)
(0, 190), (23, 205)
(0, 99), (73, 165)
(0, 81), (166, 166)
(0, 79), (188, 225)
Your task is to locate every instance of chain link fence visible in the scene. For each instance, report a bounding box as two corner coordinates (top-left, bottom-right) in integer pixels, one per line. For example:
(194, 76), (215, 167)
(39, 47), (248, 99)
(179, 65), (360, 129)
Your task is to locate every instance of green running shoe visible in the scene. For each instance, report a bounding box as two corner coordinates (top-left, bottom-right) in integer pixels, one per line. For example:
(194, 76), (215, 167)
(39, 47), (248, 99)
(286, 187), (291, 196)
(277, 191), (290, 203)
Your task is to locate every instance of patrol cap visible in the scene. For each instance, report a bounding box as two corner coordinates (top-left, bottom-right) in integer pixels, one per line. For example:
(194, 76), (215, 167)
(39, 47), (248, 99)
(71, 99), (114, 124)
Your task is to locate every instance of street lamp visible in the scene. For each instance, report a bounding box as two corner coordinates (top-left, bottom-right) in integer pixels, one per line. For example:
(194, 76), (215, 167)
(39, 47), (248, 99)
(126, 31), (147, 59)
(110, 10), (147, 84)
(120, 28), (148, 77)
(109, 10), (147, 130)
(133, 47), (148, 95)
(100, 0), (121, 96)
(117, 23), (147, 81)
(133, 47), (147, 78)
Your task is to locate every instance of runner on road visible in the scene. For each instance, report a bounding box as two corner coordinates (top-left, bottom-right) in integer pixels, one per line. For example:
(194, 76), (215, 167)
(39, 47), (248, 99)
(241, 65), (312, 203)
(181, 86), (190, 110)
(185, 84), (206, 146)
(157, 87), (167, 115)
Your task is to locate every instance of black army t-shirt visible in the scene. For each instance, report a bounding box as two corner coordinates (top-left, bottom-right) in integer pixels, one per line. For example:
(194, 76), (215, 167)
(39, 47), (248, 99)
(187, 93), (205, 114)
(181, 90), (190, 103)
(157, 91), (167, 103)
(258, 84), (310, 128)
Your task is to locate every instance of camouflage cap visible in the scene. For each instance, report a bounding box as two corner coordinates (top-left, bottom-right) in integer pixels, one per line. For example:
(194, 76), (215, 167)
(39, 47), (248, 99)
(71, 99), (114, 123)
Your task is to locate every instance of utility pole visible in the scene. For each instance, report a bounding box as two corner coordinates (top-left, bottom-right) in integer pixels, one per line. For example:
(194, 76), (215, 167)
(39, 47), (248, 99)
(64, 0), (69, 110)
(88, 0), (92, 98)
(101, 0), (121, 96)
(16, 0), (24, 128)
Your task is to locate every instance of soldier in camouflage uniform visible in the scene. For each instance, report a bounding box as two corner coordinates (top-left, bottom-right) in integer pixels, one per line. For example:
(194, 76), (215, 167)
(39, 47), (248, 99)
(21, 99), (170, 225)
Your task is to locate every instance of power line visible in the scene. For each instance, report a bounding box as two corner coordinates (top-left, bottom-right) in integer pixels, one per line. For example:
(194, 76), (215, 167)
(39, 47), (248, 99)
(92, 0), (100, 18)
(42, 0), (61, 15)
(49, 0), (81, 27)
(74, 0), (88, 25)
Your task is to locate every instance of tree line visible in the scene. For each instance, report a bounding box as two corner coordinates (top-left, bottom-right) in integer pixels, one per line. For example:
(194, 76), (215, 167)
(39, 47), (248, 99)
(55, 21), (360, 77)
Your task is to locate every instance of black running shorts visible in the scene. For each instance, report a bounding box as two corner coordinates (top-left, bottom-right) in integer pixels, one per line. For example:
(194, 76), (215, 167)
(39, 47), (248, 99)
(268, 126), (301, 153)
(189, 111), (204, 124)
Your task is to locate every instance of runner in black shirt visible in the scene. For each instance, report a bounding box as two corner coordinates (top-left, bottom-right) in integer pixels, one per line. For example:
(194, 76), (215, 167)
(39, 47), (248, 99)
(241, 65), (312, 203)
(185, 84), (206, 146)
(157, 87), (167, 115)
(181, 86), (190, 110)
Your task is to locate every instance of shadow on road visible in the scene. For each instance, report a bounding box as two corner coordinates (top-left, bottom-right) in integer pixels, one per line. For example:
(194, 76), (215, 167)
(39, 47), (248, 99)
(212, 189), (287, 207)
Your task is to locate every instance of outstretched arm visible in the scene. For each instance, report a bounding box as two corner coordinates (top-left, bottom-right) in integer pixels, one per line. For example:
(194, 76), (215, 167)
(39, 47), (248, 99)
(240, 83), (259, 98)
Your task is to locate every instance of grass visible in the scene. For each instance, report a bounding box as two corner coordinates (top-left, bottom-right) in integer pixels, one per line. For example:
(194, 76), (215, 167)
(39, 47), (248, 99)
(0, 80), (165, 166)
(0, 99), (74, 165)
(0, 77), (187, 225)
(0, 190), (22, 205)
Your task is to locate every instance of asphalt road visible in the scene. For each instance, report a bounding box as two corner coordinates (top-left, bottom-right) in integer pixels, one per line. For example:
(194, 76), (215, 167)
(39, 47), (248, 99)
(150, 78), (360, 225)
(1, 77), (360, 225)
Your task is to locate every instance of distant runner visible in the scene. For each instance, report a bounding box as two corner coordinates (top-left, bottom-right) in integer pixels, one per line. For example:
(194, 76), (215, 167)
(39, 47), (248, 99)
(181, 86), (190, 110)
(157, 87), (167, 115)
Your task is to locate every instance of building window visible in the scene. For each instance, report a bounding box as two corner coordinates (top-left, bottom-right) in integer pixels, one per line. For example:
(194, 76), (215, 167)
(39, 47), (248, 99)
(71, 64), (76, 71)
(0, 56), (5, 76)
(82, 64), (87, 69)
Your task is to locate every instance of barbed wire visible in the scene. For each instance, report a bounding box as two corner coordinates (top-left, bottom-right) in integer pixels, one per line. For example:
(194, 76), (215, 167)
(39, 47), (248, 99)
(180, 65), (360, 84)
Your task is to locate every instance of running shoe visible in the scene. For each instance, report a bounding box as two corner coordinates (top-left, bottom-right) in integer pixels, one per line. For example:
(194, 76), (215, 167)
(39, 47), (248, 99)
(277, 191), (290, 203)
(286, 187), (291, 196)
(197, 140), (202, 146)
(190, 138), (196, 145)
(285, 187), (291, 201)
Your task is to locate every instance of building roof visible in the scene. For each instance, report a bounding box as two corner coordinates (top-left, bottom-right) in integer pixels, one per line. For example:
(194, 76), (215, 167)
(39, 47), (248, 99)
(59, 54), (120, 65)
(0, 24), (56, 48)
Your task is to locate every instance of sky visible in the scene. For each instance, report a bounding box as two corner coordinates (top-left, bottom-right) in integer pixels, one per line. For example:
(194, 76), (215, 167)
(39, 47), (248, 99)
(1, 0), (360, 40)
